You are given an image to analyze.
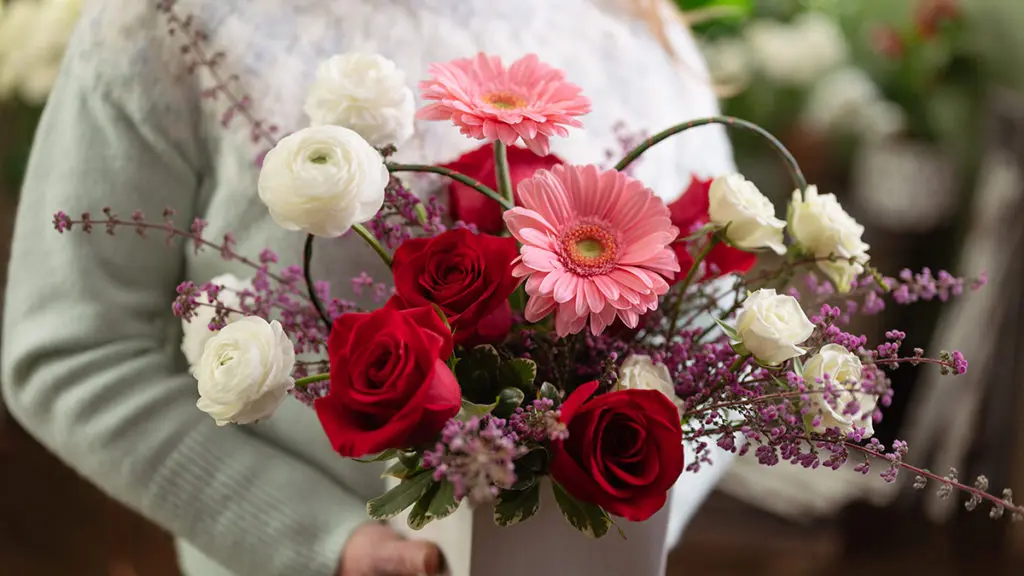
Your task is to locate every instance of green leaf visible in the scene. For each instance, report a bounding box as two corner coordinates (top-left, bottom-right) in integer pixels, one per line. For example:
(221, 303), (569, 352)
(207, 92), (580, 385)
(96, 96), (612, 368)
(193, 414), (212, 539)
(430, 304), (451, 332)
(459, 397), (499, 419)
(499, 357), (538, 393)
(366, 471), (435, 520)
(493, 387), (526, 419)
(382, 460), (412, 480)
(407, 479), (461, 530)
(710, 316), (739, 341)
(551, 482), (611, 538)
(398, 451), (421, 471)
(455, 344), (502, 403)
(792, 357), (805, 378)
(539, 381), (561, 406)
(354, 448), (400, 463)
(493, 483), (541, 527)
(509, 284), (527, 313)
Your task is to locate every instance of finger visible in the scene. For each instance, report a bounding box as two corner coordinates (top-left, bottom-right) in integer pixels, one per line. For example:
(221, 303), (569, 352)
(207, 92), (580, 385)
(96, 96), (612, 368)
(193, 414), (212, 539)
(374, 539), (445, 576)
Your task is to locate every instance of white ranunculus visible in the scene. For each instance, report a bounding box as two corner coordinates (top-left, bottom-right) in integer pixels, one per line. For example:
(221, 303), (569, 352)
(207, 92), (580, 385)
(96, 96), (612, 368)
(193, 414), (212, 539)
(194, 316), (296, 426)
(733, 288), (815, 366)
(803, 344), (876, 437)
(708, 173), (787, 254)
(304, 52), (415, 148)
(258, 125), (388, 237)
(180, 273), (253, 367)
(789, 185), (870, 292)
(617, 355), (683, 419)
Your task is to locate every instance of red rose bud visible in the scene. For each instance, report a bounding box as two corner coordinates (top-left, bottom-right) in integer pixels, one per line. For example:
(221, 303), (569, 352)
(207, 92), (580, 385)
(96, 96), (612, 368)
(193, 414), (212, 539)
(391, 228), (519, 346)
(315, 306), (460, 458)
(549, 381), (685, 522)
(915, 0), (959, 39)
(667, 176), (756, 284)
(443, 143), (563, 234)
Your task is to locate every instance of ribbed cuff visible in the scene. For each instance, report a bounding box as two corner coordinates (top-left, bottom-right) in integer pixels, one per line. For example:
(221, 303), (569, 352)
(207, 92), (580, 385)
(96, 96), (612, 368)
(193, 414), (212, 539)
(146, 423), (364, 576)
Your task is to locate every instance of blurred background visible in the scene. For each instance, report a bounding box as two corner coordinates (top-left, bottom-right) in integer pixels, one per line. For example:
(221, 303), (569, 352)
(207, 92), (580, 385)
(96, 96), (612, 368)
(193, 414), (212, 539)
(2, 0), (1024, 574)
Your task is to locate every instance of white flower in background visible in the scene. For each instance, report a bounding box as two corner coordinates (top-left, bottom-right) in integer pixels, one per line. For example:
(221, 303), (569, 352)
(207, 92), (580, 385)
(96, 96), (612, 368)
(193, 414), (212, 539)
(617, 355), (684, 419)
(258, 125), (388, 237)
(802, 344), (877, 437)
(304, 52), (415, 148)
(733, 288), (815, 365)
(0, 0), (82, 104)
(745, 12), (848, 87)
(194, 316), (296, 426)
(802, 67), (905, 141)
(700, 37), (752, 90)
(789, 186), (870, 292)
(708, 173), (787, 254)
(181, 273), (253, 367)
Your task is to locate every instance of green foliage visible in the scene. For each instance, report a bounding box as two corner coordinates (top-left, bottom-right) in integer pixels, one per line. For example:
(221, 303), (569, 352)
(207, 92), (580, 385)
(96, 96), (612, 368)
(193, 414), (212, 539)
(551, 482), (611, 539)
(454, 345), (537, 409)
(366, 471), (435, 520)
(407, 479), (461, 530)
(493, 483), (541, 527)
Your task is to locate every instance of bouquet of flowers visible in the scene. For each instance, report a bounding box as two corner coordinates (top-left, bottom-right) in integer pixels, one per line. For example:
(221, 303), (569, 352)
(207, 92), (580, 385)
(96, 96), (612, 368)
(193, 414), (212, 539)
(53, 8), (1023, 538)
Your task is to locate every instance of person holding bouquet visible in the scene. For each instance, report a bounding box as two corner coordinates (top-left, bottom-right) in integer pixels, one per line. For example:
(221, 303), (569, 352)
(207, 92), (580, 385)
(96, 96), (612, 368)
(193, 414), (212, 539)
(1, 1), (737, 575)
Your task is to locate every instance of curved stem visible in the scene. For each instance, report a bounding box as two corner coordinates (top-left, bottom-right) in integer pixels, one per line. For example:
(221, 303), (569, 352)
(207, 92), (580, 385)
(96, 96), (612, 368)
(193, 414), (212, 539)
(668, 236), (717, 335)
(493, 142), (514, 205)
(352, 223), (393, 268)
(615, 116), (808, 192)
(303, 234), (333, 333)
(295, 372), (331, 389)
(387, 162), (512, 210)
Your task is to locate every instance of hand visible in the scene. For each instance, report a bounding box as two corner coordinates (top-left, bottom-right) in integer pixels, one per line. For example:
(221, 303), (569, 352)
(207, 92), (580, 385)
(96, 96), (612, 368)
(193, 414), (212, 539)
(339, 522), (446, 576)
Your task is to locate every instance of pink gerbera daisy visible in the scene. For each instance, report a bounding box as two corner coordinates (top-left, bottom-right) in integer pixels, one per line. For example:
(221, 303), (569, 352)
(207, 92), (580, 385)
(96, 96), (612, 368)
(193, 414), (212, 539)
(503, 165), (680, 337)
(417, 53), (592, 156)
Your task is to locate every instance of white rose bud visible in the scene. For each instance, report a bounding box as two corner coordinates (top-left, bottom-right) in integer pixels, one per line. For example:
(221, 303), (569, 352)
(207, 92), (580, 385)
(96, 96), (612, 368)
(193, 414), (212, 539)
(617, 355), (684, 419)
(258, 125), (388, 237)
(789, 186), (870, 292)
(181, 273), (253, 367)
(733, 288), (815, 365)
(195, 316), (296, 426)
(802, 344), (877, 437)
(708, 173), (787, 254)
(304, 52), (416, 148)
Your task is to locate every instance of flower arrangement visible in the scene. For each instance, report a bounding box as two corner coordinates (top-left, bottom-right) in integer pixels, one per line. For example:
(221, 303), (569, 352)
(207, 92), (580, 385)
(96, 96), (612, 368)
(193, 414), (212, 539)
(52, 4), (1023, 537)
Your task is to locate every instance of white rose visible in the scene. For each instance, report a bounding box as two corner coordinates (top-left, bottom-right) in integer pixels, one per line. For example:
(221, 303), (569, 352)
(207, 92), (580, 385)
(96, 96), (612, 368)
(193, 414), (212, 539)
(258, 125), (388, 237)
(304, 52), (415, 148)
(802, 344), (877, 437)
(708, 173), (787, 254)
(180, 273), (253, 367)
(194, 316), (296, 426)
(617, 355), (683, 419)
(733, 288), (815, 365)
(789, 186), (870, 292)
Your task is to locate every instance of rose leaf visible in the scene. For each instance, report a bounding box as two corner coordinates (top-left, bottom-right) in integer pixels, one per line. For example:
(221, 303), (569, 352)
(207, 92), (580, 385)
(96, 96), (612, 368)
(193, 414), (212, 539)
(366, 471), (435, 520)
(551, 481), (611, 538)
(493, 482), (541, 527)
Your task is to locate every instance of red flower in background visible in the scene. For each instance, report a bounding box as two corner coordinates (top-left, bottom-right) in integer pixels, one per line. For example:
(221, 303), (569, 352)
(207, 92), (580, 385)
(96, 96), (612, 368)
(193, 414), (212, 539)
(667, 176), (756, 283)
(871, 26), (906, 59)
(915, 0), (960, 39)
(443, 143), (563, 234)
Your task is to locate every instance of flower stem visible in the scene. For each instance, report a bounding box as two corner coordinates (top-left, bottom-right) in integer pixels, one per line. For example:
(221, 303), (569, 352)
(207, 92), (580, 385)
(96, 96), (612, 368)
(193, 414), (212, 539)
(303, 234), (333, 333)
(493, 142), (514, 206)
(615, 116), (808, 192)
(352, 223), (393, 268)
(387, 162), (512, 210)
(668, 236), (718, 335)
(295, 372), (331, 389)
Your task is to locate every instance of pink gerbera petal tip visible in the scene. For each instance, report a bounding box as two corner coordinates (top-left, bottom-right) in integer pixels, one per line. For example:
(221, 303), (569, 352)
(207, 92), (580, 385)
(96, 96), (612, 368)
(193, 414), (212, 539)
(503, 164), (680, 337)
(417, 53), (592, 156)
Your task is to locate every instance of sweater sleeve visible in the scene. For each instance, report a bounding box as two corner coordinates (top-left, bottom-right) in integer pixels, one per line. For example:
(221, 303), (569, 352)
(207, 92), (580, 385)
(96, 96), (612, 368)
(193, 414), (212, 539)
(0, 7), (364, 576)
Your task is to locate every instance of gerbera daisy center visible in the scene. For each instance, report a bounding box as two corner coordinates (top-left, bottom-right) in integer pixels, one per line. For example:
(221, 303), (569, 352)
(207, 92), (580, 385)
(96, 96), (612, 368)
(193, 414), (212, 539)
(559, 223), (618, 276)
(483, 91), (527, 110)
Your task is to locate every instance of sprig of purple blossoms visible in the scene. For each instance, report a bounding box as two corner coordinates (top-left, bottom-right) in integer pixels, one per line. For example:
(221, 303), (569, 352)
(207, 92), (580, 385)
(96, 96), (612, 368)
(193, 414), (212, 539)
(423, 416), (525, 504)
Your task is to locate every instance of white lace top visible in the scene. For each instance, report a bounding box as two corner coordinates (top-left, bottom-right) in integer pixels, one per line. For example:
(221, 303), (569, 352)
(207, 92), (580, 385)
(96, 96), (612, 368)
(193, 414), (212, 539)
(2, 1), (736, 575)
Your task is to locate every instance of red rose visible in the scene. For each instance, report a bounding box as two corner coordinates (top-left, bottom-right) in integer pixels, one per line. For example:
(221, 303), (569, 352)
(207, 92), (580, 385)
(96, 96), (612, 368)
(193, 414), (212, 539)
(550, 381), (684, 522)
(668, 176), (756, 283)
(443, 143), (563, 234)
(391, 228), (519, 346)
(315, 306), (460, 457)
